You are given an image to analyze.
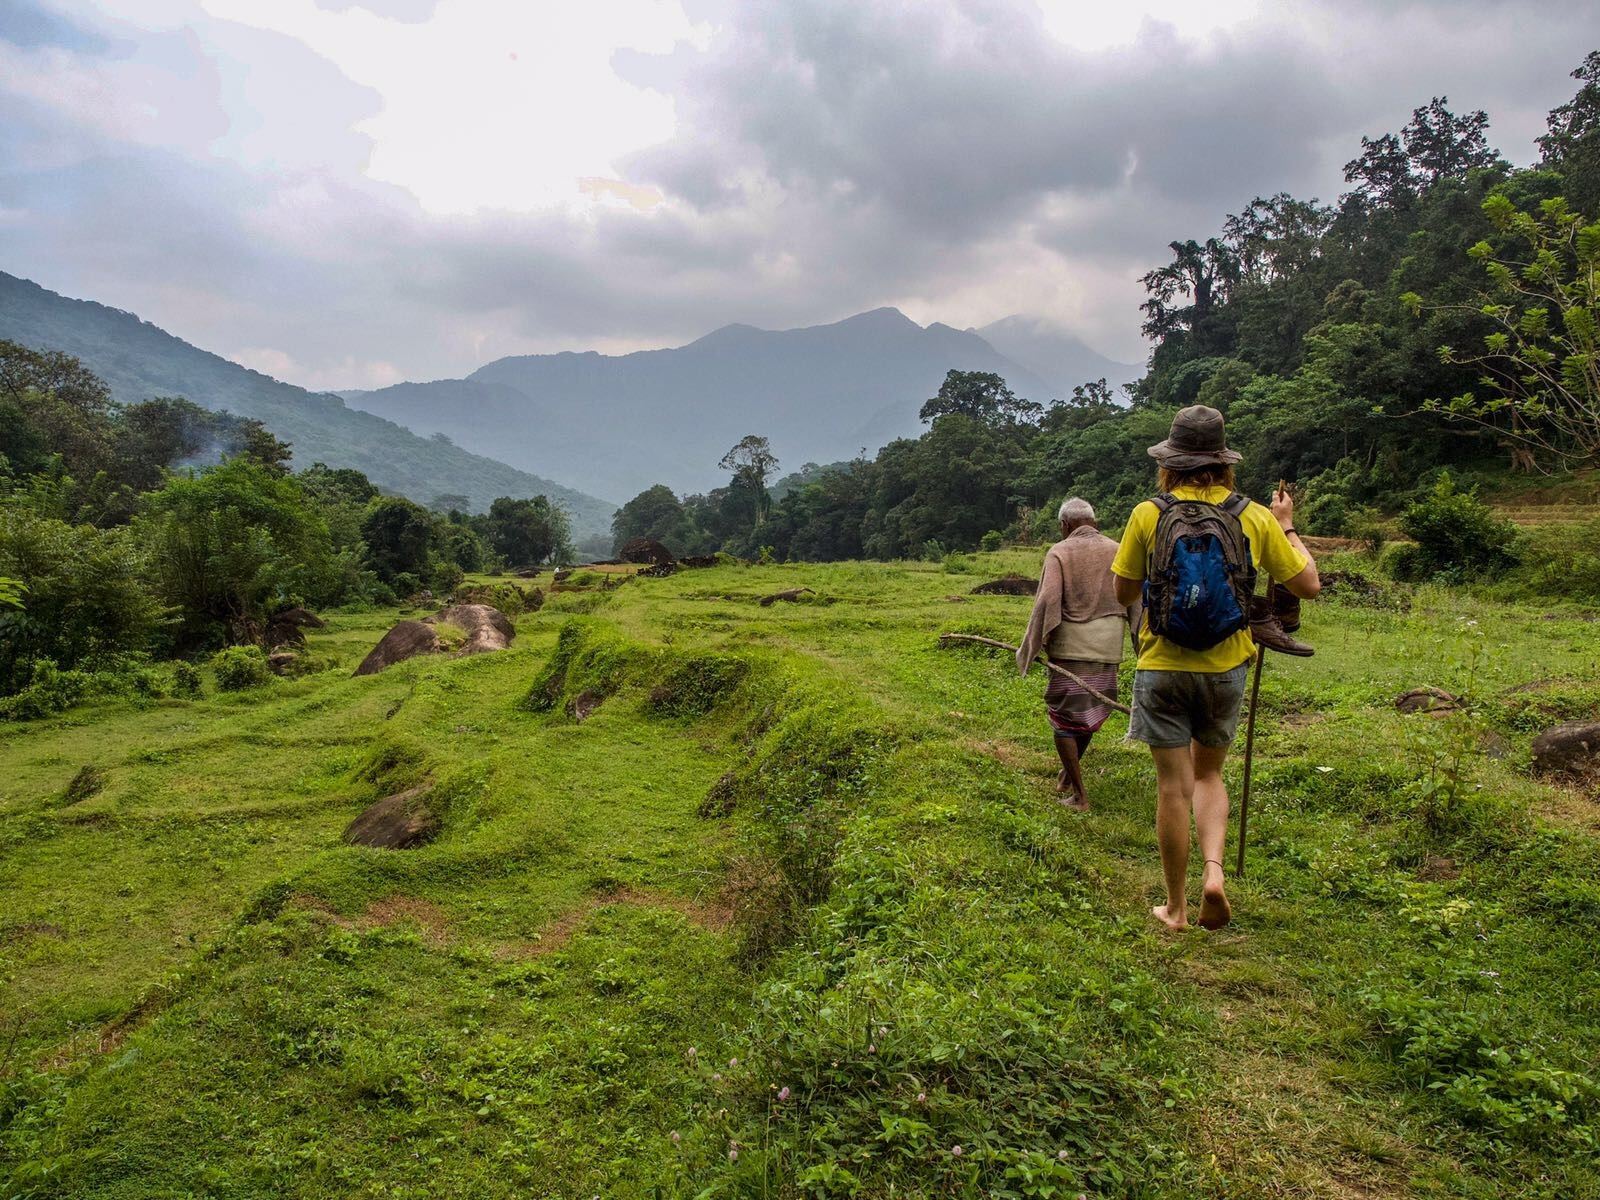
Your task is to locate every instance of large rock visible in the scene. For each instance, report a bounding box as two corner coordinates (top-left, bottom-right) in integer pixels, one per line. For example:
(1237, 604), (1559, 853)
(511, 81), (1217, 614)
(1532, 720), (1600, 780)
(265, 606), (326, 649)
(354, 620), (442, 676)
(431, 604), (514, 655)
(353, 604), (515, 676)
(971, 575), (1037, 596)
(343, 784), (437, 849)
(618, 536), (674, 566)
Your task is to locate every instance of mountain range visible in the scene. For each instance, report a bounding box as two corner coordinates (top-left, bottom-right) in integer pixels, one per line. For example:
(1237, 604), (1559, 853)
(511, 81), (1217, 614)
(1, 268), (1138, 526)
(342, 308), (1135, 501)
(0, 271), (617, 537)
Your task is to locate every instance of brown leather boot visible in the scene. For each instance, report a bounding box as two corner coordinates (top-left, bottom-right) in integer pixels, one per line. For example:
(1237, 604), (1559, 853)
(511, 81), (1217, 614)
(1250, 595), (1314, 656)
(1270, 580), (1302, 633)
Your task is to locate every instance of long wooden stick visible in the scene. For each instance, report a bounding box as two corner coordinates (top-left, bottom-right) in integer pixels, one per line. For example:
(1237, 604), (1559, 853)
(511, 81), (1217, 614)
(1235, 649), (1266, 878)
(937, 633), (1132, 715)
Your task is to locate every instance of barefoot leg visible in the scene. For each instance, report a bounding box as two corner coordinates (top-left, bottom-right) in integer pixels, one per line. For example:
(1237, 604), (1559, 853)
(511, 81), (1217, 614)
(1150, 746), (1194, 927)
(1192, 741), (1233, 930)
(1054, 732), (1089, 809)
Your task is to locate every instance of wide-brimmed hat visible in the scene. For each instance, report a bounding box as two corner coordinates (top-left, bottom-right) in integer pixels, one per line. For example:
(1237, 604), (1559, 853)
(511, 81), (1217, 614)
(1146, 404), (1243, 469)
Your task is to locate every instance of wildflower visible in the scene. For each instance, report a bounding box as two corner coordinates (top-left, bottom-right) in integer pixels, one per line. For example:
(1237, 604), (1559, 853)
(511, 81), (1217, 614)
(867, 1043), (877, 1054)
(1058, 1149), (1069, 1162)
(777, 1086), (791, 1101)
(877, 1025), (888, 1037)
(670, 1131), (681, 1144)
(728, 1147), (738, 1163)
(687, 1047), (697, 1060)
(728, 1057), (739, 1068)
(951, 1145), (964, 1157)
(713, 1073), (722, 1083)
(916, 1091), (927, 1103)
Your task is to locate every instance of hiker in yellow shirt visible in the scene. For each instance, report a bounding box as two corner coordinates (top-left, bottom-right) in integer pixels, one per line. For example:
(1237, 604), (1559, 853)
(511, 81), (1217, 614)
(1112, 405), (1320, 933)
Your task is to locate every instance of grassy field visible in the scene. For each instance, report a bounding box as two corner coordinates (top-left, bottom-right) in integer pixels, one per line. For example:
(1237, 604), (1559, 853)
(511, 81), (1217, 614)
(2, 552), (1597, 1198)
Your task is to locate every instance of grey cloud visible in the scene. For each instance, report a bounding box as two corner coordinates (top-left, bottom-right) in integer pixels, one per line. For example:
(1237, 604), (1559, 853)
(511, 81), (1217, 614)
(313, 0), (440, 23)
(2, 0), (1597, 391)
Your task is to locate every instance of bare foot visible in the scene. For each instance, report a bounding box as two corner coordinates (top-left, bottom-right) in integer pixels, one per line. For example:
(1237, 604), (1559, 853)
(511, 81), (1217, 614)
(1059, 791), (1089, 812)
(1151, 903), (1188, 932)
(1198, 863), (1231, 931)
(1056, 769), (1071, 793)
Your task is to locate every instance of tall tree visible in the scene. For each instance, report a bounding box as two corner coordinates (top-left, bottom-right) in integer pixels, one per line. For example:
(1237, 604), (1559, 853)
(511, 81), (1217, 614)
(918, 371), (1042, 427)
(718, 435), (779, 526)
(487, 495), (571, 566)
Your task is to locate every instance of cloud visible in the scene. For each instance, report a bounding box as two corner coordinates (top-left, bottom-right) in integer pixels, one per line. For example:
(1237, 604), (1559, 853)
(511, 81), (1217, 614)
(0, 0), (1595, 387)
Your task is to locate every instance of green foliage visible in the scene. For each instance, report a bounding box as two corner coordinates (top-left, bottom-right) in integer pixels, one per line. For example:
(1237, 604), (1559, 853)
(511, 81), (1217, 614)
(1394, 474), (1520, 582)
(918, 369), (1042, 427)
(0, 505), (164, 694)
(209, 644), (271, 692)
(647, 652), (751, 718)
(1412, 192), (1600, 463)
(171, 660), (203, 698)
(487, 495), (572, 567)
(139, 458), (344, 649)
(1496, 515), (1600, 601)
(611, 483), (696, 555)
(0, 658), (90, 719)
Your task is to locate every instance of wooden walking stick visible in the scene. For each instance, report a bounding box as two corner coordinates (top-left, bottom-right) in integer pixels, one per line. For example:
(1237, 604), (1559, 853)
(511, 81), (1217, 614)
(1235, 647), (1267, 878)
(936, 633), (1131, 715)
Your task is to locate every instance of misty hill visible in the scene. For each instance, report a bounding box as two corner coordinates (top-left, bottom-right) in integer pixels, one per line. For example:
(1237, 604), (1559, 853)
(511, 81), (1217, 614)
(974, 315), (1140, 398)
(342, 308), (1051, 500)
(0, 271), (615, 537)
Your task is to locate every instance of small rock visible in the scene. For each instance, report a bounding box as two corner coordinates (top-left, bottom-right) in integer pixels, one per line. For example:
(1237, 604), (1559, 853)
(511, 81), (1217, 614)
(1395, 687), (1459, 715)
(568, 690), (603, 721)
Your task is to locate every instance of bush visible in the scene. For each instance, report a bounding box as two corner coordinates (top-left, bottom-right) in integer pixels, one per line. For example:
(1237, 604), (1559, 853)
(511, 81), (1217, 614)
(1346, 505), (1389, 557)
(0, 507), (164, 695)
(172, 661), (203, 698)
(1393, 474), (1518, 583)
(1494, 516), (1600, 603)
(210, 645), (270, 692)
(0, 658), (89, 719)
(980, 530), (1004, 552)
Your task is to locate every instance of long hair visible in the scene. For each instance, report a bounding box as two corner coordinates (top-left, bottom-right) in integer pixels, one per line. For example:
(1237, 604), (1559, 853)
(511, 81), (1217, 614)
(1158, 464), (1236, 493)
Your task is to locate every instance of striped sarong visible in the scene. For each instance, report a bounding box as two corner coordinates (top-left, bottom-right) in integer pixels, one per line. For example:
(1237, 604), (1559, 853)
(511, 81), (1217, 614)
(1045, 658), (1120, 736)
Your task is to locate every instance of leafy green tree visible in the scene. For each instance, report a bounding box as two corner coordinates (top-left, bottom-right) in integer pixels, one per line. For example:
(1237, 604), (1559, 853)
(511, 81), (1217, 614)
(1540, 52), (1600, 215)
(361, 496), (438, 584)
(138, 458), (343, 648)
(0, 340), (116, 481)
(487, 495), (572, 566)
(0, 506), (163, 692)
(718, 435), (779, 527)
(1406, 194), (1600, 464)
(918, 371), (1042, 427)
(612, 483), (696, 553)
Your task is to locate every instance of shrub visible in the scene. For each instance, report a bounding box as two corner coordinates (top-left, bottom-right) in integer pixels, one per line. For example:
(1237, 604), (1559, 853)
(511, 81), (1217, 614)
(1393, 474), (1518, 583)
(980, 529), (1004, 552)
(210, 645), (270, 692)
(0, 507), (164, 695)
(0, 658), (90, 719)
(1495, 516), (1600, 603)
(648, 652), (751, 718)
(1346, 505), (1389, 556)
(171, 661), (203, 698)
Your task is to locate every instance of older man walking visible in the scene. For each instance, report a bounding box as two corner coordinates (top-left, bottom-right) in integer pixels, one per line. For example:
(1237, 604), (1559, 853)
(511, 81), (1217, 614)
(1017, 498), (1140, 811)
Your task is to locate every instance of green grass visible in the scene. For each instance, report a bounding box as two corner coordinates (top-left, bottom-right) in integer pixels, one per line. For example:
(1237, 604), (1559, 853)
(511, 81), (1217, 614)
(2, 554), (1598, 1197)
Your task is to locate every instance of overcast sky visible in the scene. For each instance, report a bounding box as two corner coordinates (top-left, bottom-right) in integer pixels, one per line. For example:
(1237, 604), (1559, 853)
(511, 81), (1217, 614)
(2, 0), (1596, 391)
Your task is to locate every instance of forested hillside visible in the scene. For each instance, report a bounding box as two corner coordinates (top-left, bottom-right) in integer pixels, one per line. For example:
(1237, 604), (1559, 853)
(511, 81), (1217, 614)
(610, 57), (1600, 575)
(344, 308), (1051, 500)
(0, 272), (615, 536)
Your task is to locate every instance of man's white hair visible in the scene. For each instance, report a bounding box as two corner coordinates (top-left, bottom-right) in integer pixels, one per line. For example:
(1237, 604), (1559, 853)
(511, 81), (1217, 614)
(1058, 497), (1095, 524)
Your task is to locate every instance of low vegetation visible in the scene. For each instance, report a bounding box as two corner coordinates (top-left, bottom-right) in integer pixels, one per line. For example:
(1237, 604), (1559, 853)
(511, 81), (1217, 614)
(2, 550), (1596, 1197)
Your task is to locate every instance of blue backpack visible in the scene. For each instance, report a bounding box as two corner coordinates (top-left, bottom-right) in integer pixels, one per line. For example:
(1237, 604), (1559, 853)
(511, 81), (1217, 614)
(1143, 492), (1257, 651)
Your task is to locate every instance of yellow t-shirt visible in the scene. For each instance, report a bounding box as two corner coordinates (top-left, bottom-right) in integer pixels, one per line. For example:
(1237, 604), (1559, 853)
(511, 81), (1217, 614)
(1111, 486), (1309, 673)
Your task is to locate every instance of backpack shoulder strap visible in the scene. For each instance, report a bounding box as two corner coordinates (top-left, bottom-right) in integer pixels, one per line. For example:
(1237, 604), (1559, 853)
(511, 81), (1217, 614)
(1150, 492), (1177, 513)
(1218, 491), (1250, 518)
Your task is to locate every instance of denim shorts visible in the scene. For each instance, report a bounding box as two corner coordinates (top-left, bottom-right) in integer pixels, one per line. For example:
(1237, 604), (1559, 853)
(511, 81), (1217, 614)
(1128, 664), (1250, 749)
